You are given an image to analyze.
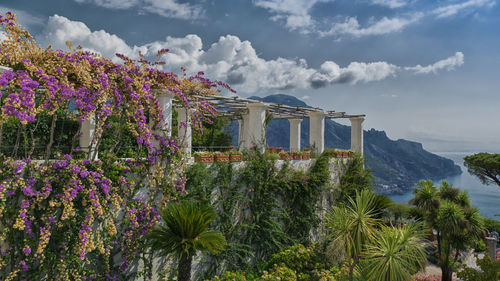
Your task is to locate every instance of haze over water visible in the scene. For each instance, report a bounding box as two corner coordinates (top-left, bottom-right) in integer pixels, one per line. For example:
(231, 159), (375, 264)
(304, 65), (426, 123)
(389, 152), (500, 219)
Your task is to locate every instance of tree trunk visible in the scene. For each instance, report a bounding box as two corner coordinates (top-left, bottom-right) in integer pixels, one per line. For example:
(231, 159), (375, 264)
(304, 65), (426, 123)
(349, 263), (354, 281)
(177, 254), (192, 281)
(44, 114), (57, 164)
(12, 124), (22, 158)
(440, 265), (453, 281)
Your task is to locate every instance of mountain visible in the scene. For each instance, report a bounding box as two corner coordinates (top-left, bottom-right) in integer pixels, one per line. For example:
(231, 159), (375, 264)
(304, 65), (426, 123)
(226, 94), (461, 194)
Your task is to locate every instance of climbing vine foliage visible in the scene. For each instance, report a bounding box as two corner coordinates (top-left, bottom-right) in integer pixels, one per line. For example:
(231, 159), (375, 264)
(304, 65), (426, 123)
(184, 151), (334, 279)
(0, 12), (233, 280)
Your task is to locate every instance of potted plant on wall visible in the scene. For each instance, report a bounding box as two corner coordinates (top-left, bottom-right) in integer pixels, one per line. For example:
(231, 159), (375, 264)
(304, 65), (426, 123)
(301, 151), (311, 160)
(291, 151), (302, 160)
(228, 150), (243, 162)
(279, 151), (291, 160)
(194, 152), (214, 163)
(214, 151), (230, 162)
(333, 149), (343, 158)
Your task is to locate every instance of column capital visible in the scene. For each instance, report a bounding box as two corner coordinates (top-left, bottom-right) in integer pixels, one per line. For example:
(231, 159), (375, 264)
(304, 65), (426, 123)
(288, 118), (303, 124)
(308, 111), (327, 118)
(349, 116), (365, 122)
(154, 89), (176, 99)
(246, 102), (267, 110)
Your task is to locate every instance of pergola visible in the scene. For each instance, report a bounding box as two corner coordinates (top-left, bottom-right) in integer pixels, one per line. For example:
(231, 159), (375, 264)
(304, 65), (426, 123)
(163, 94), (366, 158)
(78, 92), (365, 158)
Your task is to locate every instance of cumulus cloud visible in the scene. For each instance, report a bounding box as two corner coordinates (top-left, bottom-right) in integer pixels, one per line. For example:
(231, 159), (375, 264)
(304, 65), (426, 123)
(371, 0), (409, 8)
(405, 52), (464, 74)
(40, 15), (465, 93)
(42, 15), (134, 60)
(253, 0), (331, 33)
(310, 61), (399, 88)
(73, 0), (203, 20)
(320, 13), (423, 37)
(432, 0), (495, 18)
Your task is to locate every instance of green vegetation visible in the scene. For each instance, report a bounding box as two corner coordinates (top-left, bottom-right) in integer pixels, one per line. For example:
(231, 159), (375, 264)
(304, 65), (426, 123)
(410, 180), (485, 281)
(191, 115), (233, 150)
(464, 153), (500, 187)
(146, 200), (226, 281)
(326, 190), (427, 281)
(361, 222), (427, 281)
(211, 244), (342, 281)
(183, 150), (333, 279)
(327, 190), (380, 281)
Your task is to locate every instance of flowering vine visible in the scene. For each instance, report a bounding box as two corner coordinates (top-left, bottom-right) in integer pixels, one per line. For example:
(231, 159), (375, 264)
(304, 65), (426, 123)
(0, 11), (233, 280)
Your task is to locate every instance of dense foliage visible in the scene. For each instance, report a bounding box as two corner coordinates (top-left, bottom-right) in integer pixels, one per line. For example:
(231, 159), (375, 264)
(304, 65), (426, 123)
(212, 244), (343, 281)
(326, 190), (427, 281)
(183, 150), (335, 279)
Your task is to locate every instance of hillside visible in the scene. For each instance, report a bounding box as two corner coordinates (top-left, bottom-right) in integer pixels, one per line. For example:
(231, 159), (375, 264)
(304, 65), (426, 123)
(227, 94), (461, 194)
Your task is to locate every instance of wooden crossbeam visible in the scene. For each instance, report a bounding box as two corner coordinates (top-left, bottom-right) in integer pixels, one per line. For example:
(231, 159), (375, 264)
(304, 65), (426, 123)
(177, 94), (365, 120)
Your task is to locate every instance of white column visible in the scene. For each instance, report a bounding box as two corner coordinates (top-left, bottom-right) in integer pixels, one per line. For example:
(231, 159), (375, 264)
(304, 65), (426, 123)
(177, 108), (192, 158)
(309, 111), (326, 154)
(244, 102), (267, 152)
(289, 119), (302, 152)
(153, 92), (174, 150)
(349, 117), (364, 154)
(80, 116), (96, 158)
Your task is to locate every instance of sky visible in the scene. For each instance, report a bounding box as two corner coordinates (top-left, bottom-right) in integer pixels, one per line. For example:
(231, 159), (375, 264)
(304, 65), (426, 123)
(0, 0), (499, 152)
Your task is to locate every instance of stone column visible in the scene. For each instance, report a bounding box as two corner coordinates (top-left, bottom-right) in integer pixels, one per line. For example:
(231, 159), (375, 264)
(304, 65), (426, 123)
(153, 92), (174, 150)
(80, 115), (96, 159)
(485, 237), (497, 260)
(309, 111), (326, 154)
(177, 107), (192, 158)
(244, 102), (267, 152)
(289, 119), (302, 152)
(349, 117), (365, 154)
(238, 118), (246, 151)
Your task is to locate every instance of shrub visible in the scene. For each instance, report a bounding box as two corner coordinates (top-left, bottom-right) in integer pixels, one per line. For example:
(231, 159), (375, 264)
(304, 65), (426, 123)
(261, 264), (297, 281)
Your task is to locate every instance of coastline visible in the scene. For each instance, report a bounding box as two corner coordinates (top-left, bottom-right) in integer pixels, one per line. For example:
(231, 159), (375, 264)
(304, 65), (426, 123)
(388, 152), (500, 219)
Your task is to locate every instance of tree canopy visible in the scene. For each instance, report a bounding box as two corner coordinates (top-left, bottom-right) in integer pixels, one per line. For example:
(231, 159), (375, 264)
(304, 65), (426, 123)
(464, 153), (500, 187)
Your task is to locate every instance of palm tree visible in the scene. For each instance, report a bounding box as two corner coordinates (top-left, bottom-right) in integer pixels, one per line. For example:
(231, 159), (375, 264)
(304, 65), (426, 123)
(362, 222), (427, 281)
(146, 200), (226, 281)
(326, 189), (380, 281)
(410, 180), (485, 281)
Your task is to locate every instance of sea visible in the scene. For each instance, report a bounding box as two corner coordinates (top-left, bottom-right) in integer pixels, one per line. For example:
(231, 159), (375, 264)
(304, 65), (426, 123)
(388, 152), (500, 219)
